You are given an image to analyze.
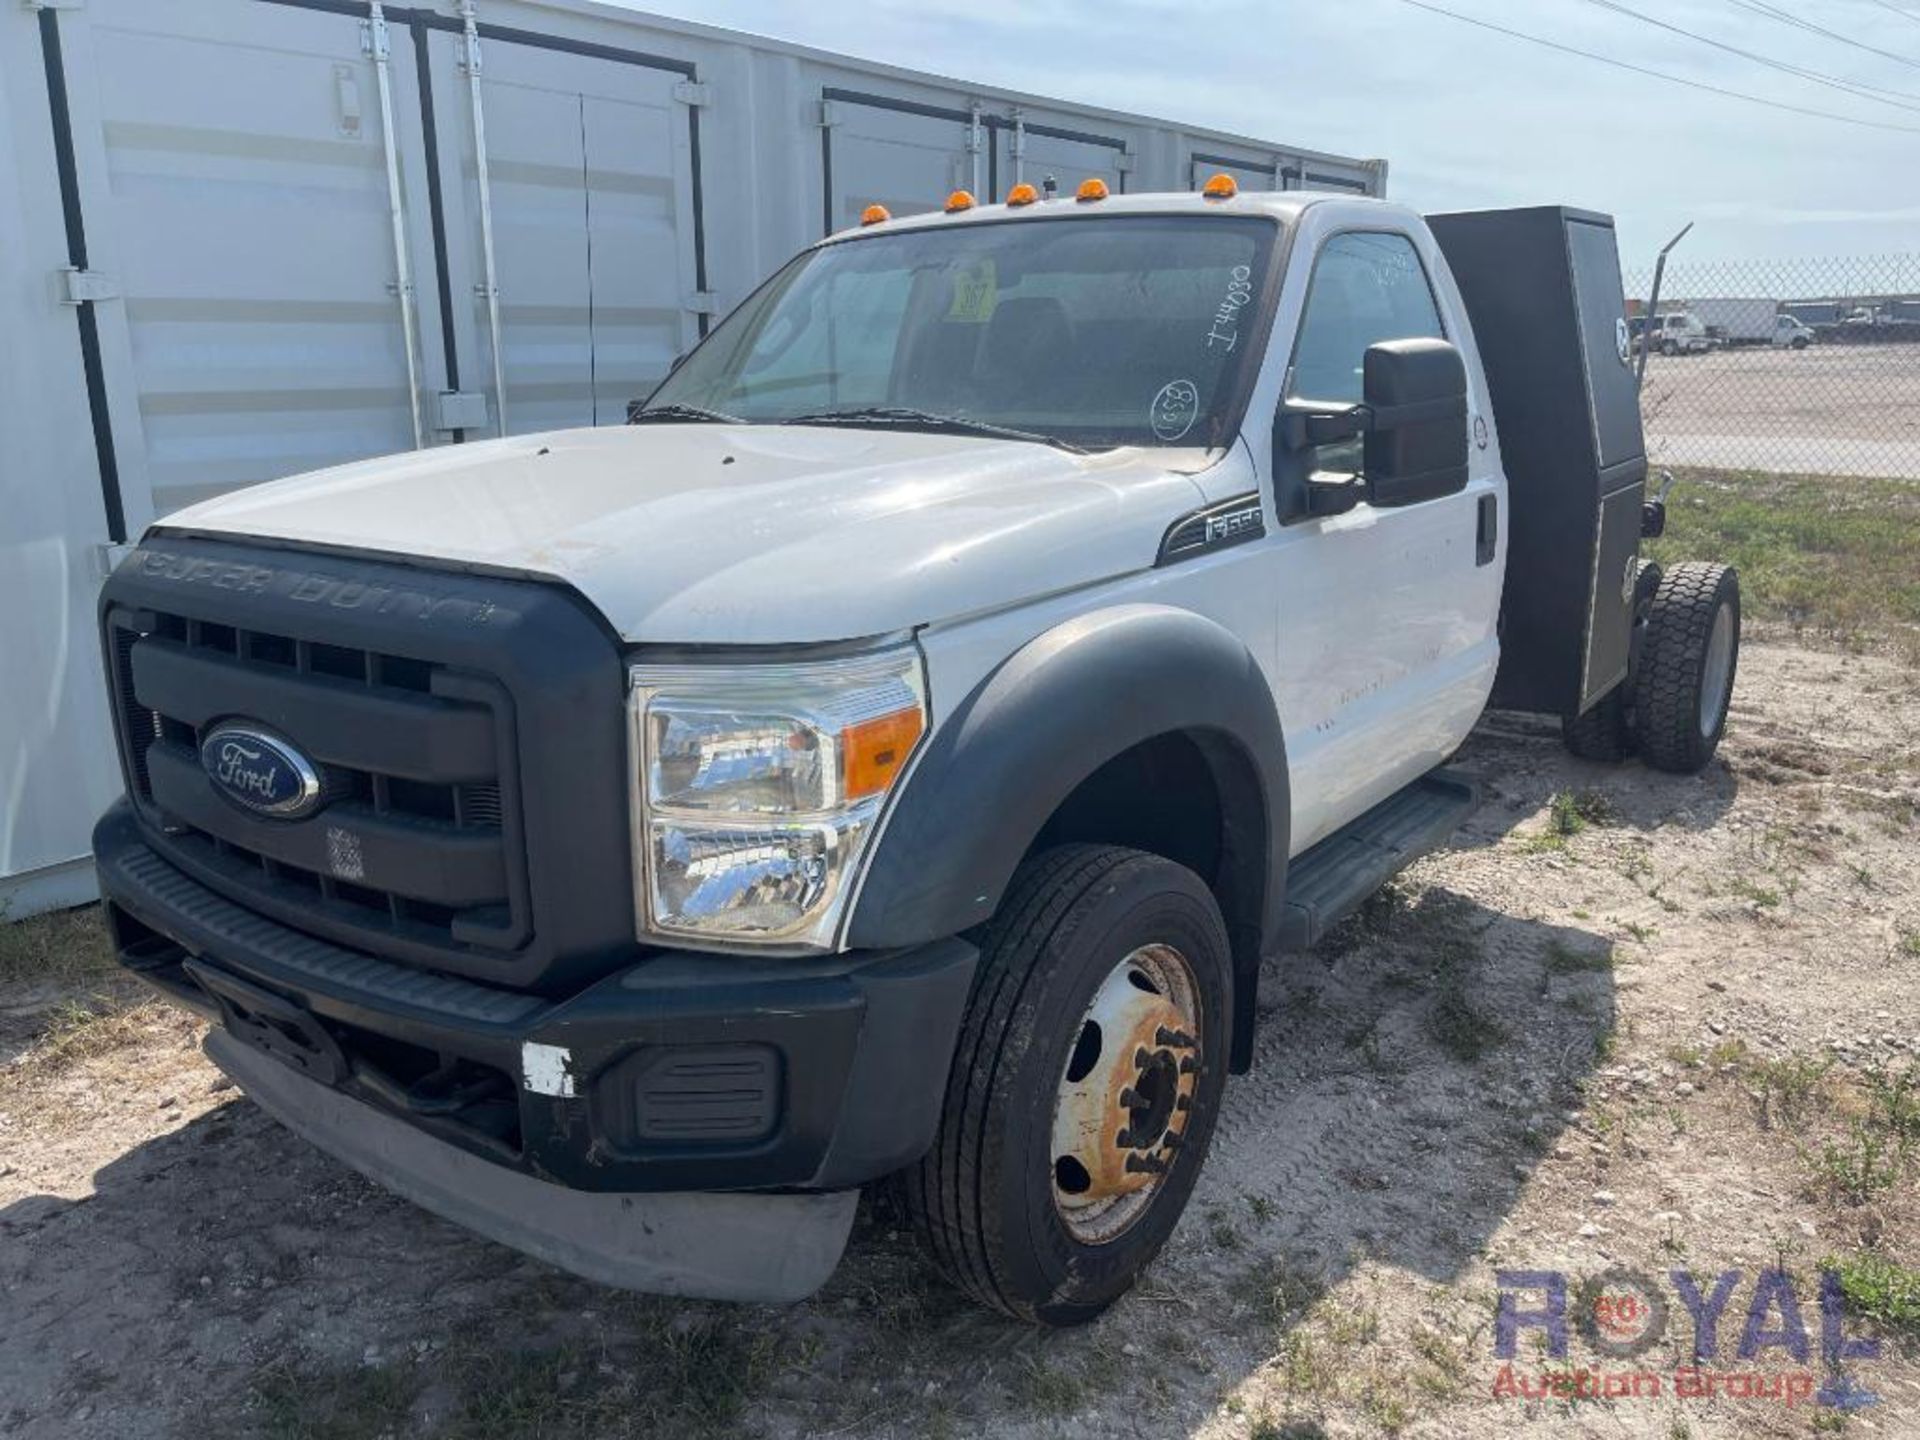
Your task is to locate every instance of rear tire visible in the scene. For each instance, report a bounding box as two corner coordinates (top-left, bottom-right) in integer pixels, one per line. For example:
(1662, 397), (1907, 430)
(901, 844), (1231, 1325)
(1561, 560), (1662, 762)
(1635, 562), (1741, 774)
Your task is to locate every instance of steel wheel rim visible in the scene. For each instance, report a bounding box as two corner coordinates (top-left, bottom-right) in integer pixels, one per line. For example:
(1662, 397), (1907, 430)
(1049, 942), (1203, 1245)
(1699, 600), (1735, 736)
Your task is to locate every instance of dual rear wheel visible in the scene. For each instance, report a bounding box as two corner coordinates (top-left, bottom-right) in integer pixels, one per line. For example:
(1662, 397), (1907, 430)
(1562, 560), (1741, 774)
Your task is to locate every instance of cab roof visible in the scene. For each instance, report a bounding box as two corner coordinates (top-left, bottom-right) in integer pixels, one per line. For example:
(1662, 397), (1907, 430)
(823, 188), (1406, 244)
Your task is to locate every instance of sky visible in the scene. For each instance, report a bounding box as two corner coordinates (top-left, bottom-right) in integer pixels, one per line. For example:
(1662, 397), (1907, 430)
(620, 0), (1920, 270)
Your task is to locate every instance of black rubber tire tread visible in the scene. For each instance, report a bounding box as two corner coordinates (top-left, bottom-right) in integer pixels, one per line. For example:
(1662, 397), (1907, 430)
(1561, 687), (1631, 762)
(900, 843), (1229, 1324)
(1635, 561), (1741, 774)
(1561, 559), (1662, 763)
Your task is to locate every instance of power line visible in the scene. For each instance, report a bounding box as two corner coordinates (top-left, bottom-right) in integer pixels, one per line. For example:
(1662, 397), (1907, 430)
(1724, 0), (1920, 71)
(1864, 0), (1920, 26)
(1393, 0), (1920, 133)
(1581, 0), (1920, 113)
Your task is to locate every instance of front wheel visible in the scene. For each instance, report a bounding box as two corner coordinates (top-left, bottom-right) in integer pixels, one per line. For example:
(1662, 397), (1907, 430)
(1661, 339), (1680, 357)
(900, 845), (1232, 1325)
(1636, 562), (1741, 773)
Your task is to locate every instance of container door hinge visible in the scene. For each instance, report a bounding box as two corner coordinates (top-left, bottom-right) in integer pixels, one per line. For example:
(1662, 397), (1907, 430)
(59, 267), (116, 305)
(359, 13), (391, 62)
(22, 1), (85, 12)
(673, 80), (711, 107)
(683, 291), (718, 316)
(1116, 149), (1136, 173)
(817, 99), (839, 127)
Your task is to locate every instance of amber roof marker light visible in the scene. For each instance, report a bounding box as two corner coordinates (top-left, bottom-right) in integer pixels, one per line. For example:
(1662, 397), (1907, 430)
(1005, 182), (1039, 207)
(859, 204), (891, 226)
(1202, 172), (1239, 200)
(1076, 177), (1110, 203)
(944, 189), (976, 213)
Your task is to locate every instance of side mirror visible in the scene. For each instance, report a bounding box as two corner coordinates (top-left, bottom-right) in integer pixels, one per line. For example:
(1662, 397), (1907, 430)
(1361, 338), (1469, 507)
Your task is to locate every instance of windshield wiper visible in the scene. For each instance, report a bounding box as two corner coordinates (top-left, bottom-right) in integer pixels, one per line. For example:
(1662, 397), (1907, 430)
(781, 406), (1089, 454)
(628, 402), (743, 425)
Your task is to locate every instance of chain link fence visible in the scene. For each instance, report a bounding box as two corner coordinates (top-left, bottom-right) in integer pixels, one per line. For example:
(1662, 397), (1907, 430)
(1618, 254), (1920, 480)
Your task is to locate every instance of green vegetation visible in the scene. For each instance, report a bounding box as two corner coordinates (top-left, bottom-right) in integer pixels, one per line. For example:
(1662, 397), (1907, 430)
(1650, 469), (1920, 659)
(1821, 1252), (1920, 1343)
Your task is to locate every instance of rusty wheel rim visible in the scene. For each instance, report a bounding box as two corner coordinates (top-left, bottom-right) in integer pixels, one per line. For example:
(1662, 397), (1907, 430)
(1049, 942), (1202, 1245)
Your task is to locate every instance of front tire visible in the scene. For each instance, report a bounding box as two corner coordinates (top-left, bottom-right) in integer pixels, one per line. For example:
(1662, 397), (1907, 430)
(901, 845), (1231, 1325)
(1636, 562), (1741, 774)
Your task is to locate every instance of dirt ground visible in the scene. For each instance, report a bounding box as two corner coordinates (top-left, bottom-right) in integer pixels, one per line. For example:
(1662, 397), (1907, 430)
(4, 633), (1919, 1440)
(1641, 341), (1920, 479)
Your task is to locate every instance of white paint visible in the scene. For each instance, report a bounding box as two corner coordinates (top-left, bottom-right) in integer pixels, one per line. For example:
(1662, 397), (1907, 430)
(520, 1042), (577, 1098)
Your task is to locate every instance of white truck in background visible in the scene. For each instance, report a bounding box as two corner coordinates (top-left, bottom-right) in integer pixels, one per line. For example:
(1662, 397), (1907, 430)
(1692, 297), (1812, 350)
(90, 187), (1742, 1324)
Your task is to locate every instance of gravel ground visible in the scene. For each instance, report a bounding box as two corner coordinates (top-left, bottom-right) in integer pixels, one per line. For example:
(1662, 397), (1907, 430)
(3, 635), (1919, 1439)
(1641, 340), (1920, 478)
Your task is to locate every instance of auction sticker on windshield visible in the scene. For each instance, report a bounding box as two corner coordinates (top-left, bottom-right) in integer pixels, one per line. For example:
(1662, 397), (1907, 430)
(1151, 379), (1201, 442)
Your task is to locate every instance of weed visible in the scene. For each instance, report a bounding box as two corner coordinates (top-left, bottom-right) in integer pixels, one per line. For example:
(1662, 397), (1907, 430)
(1809, 1124), (1906, 1204)
(1011, 1356), (1084, 1416)
(1820, 1252), (1920, 1343)
(1246, 1193), (1277, 1223)
(1623, 920), (1656, 943)
(1863, 1064), (1920, 1145)
(1667, 1043), (1705, 1068)
(1208, 1207), (1246, 1251)
(1750, 1053), (1831, 1122)
(252, 1360), (418, 1440)
(1898, 925), (1920, 958)
(1543, 939), (1614, 975)
(1236, 1255), (1329, 1329)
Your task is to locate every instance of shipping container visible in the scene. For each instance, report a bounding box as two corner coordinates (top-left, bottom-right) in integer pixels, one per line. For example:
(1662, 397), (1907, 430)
(0, 0), (1385, 913)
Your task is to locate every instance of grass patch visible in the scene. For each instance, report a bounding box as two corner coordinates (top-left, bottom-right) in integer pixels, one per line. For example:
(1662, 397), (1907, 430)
(0, 905), (116, 988)
(252, 1360), (418, 1440)
(1235, 1254), (1330, 1329)
(1649, 469), (1920, 658)
(1821, 1252), (1920, 1343)
(1543, 939), (1614, 975)
(1011, 1356), (1085, 1416)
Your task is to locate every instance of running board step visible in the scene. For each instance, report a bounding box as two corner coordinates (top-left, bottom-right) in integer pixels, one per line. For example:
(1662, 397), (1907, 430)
(1279, 767), (1480, 951)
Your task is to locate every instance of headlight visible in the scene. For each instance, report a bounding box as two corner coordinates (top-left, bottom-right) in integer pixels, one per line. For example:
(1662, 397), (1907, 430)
(628, 647), (927, 949)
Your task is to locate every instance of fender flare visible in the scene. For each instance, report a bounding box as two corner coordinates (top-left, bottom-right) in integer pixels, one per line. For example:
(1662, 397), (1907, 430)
(847, 605), (1289, 1068)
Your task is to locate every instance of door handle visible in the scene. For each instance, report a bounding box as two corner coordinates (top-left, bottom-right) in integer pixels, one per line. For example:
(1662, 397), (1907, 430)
(1476, 493), (1498, 566)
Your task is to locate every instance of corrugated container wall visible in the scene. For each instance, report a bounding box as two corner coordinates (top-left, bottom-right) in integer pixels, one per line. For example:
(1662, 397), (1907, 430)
(0, 0), (1384, 915)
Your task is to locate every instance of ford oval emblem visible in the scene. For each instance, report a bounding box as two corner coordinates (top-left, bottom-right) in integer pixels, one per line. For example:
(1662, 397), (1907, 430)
(200, 723), (324, 820)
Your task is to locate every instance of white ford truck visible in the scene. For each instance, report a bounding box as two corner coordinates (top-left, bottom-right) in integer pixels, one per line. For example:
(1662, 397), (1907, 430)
(93, 183), (1740, 1325)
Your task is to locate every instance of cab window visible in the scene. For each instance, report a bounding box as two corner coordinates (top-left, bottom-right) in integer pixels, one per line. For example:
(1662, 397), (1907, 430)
(1286, 231), (1444, 478)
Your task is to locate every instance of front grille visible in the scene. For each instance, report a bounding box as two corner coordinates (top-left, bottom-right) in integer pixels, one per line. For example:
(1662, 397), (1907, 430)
(106, 604), (528, 965)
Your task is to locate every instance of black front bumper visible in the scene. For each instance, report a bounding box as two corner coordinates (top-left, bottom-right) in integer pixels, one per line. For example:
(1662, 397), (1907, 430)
(95, 802), (976, 1195)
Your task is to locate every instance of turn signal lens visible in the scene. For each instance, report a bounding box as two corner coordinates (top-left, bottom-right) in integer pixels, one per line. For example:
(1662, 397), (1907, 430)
(860, 203), (891, 226)
(1202, 172), (1238, 199)
(1076, 177), (1110, 202)
(843, 706), (925, 801)
(944, 189), (976, 213)
(1005, 182), (1039, 207)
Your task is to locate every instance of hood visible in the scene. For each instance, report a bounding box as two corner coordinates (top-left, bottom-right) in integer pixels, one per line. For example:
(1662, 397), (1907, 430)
(158, 425), (1210, 644)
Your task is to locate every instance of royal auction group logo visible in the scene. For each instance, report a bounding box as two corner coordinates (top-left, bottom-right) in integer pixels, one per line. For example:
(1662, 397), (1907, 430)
(1493, 1267), (1881, 1410)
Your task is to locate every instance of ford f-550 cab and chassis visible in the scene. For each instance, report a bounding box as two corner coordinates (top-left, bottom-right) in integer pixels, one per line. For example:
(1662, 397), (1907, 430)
(92, 184), (1741, 1324)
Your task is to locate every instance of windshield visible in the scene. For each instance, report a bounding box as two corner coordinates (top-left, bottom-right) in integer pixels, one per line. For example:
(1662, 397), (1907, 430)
(641, 214), (1280, 451)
